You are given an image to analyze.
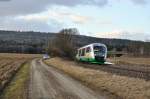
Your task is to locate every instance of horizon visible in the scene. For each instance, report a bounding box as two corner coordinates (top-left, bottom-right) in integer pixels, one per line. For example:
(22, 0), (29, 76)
(0, 0), (150, 41)
(1, 29), (149, 42)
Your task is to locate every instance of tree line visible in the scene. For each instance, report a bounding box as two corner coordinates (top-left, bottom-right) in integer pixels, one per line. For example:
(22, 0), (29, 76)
(0, 29), (150, 57)
(47, 28), (150, 58)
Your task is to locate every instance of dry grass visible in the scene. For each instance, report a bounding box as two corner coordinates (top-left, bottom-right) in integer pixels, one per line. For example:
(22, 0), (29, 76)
(108, 57), (150, 65)
(0, 53), (40, 97)
(45, 57), (150, 99)
(0, 59), (26, 91)
(1, 63), (30, 99)
(0, 53), (42, 59)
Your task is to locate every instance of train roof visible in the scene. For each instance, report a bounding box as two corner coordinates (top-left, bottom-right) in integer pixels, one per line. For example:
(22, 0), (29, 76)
(78, 43), (106, 50)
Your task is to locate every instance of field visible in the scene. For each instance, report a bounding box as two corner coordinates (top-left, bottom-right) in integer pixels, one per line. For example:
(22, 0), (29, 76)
(0, 53), (41, 96)
(1, 62), (30, 99)
(108, 57), (150, 65)
(0, 53), (41, 59)
(45, 57), (150, 99)
(0, 53), (150, 99)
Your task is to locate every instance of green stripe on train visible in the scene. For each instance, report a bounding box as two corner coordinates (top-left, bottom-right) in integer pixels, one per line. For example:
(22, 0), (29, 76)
(79, 58), (105, 64)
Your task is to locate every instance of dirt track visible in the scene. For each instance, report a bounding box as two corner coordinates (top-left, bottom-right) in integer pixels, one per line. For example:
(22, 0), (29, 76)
(28, 59), (105, 99)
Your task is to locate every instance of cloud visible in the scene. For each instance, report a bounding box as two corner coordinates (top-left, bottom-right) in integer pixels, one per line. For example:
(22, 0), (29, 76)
(83, 0), (108, 6)
(0, 0), (148, 17)
(0, 0), (109, 16)
(16, 14), (49, 22)
(95, 30), (150, 41)
(130, 0), (147, 5)
(0, 16), (62, 32)
(50, 11), (91, 24)
(70, 15), (90, 24)
(16, 9), (91, 25)
(0, 5), (92, 32)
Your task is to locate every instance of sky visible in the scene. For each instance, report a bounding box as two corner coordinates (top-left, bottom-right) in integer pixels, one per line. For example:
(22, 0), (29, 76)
(0, 0), (150, 41)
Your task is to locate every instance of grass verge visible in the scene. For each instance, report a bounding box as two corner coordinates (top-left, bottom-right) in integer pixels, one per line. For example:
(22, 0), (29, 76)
(1, 62), (30, 99)
(108, 57), (150, 65)
(45, 57), (150, 99)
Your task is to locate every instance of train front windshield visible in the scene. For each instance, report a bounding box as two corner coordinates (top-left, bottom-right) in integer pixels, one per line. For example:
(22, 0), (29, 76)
(93, 46), (106, 56)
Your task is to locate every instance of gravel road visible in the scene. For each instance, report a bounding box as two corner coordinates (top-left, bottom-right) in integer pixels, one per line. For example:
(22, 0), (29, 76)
(28, 59), (105, 99)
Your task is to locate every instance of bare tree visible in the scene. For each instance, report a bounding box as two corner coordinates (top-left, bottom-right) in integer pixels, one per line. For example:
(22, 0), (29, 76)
(48, 28), (79, 59)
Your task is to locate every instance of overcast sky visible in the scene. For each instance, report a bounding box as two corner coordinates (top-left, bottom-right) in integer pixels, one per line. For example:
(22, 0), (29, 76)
(0, 0), (150, 41)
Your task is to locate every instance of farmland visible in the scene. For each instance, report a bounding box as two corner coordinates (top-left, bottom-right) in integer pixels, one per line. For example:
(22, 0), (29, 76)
(0, 53), (150, 99)
(0, 58), (26, 92)
(108, 57), (150, 65)
(45, 57), (150, 99)
(0, 53), (41, 97)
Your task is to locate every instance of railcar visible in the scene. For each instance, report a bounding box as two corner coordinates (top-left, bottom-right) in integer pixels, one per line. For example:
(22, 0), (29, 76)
(76, 43), (107, 64)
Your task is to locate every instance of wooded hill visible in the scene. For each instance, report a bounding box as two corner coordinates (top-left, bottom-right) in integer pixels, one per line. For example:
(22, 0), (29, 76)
(0, 30), (150, 57)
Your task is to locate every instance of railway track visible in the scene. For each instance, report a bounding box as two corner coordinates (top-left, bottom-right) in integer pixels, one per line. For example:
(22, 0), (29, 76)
(77, 62), (150, 80)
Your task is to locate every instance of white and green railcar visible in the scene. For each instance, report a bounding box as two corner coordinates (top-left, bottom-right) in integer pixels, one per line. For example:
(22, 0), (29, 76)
(76, 43), (107, 64)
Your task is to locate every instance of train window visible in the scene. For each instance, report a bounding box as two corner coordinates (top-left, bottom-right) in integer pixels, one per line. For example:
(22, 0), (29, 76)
(81, 48), (85, 56)
(94, 46), (106, 54)
(86, 47), (91, 53)
(77, 50), (79, 55)
(79, 50), (82, 56)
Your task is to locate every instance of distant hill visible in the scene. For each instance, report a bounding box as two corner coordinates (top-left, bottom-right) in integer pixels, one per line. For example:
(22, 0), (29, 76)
(0, 30), (150, 56)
